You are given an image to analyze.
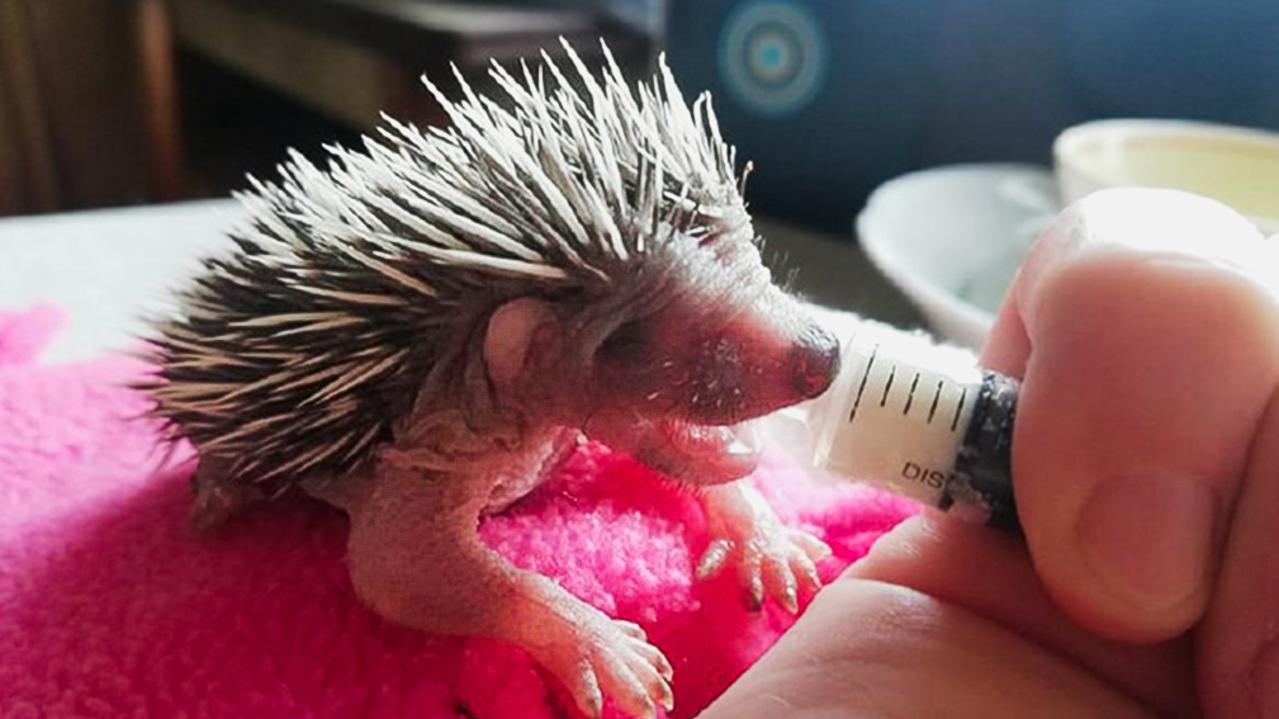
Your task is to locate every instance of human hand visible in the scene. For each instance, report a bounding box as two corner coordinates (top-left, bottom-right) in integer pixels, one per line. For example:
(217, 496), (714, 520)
(699, 188), (1279, 718)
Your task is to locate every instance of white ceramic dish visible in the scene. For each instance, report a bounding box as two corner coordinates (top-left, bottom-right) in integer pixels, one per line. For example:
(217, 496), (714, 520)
(1055, 118), (1279, 236)
(856, 164), (1060, 350)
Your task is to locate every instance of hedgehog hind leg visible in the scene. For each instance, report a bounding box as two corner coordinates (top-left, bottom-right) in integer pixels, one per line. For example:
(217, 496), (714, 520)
(188, 456), (264, 536)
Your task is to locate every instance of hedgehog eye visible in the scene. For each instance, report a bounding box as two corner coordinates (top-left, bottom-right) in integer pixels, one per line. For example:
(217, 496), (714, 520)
(598, 320), (647, 362)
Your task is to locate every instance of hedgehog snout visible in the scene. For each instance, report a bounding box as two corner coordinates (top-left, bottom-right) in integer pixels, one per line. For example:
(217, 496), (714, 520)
(790, 322), (840, 399)
(675, 310), (840, 424)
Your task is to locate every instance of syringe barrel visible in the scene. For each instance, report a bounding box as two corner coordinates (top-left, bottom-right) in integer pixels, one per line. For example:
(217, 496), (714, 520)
(806, 327), (1020, 531)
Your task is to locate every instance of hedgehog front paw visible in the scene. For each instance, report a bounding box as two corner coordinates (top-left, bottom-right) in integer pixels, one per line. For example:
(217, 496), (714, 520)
(520, 597), (674, 719)
(696, 482), (832, 613)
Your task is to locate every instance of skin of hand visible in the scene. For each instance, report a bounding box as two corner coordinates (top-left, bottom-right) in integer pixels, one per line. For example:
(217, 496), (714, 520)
(698, 187), (1279, 719)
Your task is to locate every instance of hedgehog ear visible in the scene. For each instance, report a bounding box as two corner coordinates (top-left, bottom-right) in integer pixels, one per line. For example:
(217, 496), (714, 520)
(483, 297), (559, 389)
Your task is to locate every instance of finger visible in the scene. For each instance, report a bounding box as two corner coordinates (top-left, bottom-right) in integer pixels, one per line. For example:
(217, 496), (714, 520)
(979, 188), (1279, 640)
(701, 578), (1154, 718)
(981, 282), (1032, 377)
(1198, 387), (1279, 719)
(844, 514), (1196, 715)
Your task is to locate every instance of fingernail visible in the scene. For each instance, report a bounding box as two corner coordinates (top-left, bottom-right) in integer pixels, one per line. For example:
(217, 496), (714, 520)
(1075, 476), (1217, 613)
(1252, 641), (1279, 718)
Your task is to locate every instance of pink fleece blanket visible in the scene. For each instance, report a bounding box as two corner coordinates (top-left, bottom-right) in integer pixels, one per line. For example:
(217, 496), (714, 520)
(0, 305), (917, 718)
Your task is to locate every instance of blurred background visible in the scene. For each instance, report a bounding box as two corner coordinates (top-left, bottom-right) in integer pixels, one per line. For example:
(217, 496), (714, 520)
(5, 0), (1279, 224)
(3, 0), (1279, 347)
(0, 0), (659, 217)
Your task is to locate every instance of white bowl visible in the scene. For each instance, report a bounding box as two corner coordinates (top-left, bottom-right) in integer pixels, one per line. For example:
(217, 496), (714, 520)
(856, 164), (1059, 350)
(1055, 118), (1279, 237)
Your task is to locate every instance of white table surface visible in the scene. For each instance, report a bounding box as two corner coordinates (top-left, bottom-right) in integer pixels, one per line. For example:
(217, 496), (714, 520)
(0, 200), (242, 362)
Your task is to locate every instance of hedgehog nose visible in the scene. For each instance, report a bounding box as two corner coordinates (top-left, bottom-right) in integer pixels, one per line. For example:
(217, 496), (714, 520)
(792, 324), (841, 399)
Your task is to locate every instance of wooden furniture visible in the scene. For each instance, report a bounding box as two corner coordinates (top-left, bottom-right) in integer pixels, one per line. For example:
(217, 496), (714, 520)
(0, 0), (158, 215)
(158, 0), (648, 158)
(127, 0), (654, 202)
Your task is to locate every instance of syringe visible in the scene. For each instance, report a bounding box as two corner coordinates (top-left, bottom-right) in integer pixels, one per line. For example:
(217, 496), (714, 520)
(774, 318), (1021, 532)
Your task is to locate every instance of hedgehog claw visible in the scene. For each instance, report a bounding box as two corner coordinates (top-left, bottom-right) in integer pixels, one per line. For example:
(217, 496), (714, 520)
(695, 538), (732, 580)
(547, 611), (674, 718)
(698, 481), (829, 613)
(501, 576), (674, 718)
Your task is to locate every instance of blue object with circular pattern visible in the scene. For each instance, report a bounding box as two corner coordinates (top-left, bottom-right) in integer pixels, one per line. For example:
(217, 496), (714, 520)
(665, 0), (1279, 234)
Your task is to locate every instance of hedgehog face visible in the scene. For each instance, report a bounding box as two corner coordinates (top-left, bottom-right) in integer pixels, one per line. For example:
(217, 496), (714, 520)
(592, 281), (839, 424)
(566, 235), (839, 484)
(588, 292), (838, 483)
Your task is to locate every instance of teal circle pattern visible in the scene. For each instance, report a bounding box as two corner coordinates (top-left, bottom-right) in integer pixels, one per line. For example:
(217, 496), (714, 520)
(718, 1), (827, 117)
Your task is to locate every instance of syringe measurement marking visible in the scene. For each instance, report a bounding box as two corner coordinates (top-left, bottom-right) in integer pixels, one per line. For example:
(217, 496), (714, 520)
(848, 344), (878, 423)
(880, 365), (896, 407)
(950, 386), (968, 432)
(903, 372), (921, 415)
(927, 380), (943, 423)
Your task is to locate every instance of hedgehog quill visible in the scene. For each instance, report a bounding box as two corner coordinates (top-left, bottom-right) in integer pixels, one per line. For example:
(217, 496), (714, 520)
(141, 41), (840, 718)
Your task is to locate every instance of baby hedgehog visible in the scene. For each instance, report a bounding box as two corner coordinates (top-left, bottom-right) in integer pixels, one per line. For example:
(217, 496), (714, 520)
(142, 41), (840, 718)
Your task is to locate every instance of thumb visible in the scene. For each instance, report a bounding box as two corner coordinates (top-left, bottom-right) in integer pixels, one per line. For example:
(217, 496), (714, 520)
(981, 188), (1279, 641)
